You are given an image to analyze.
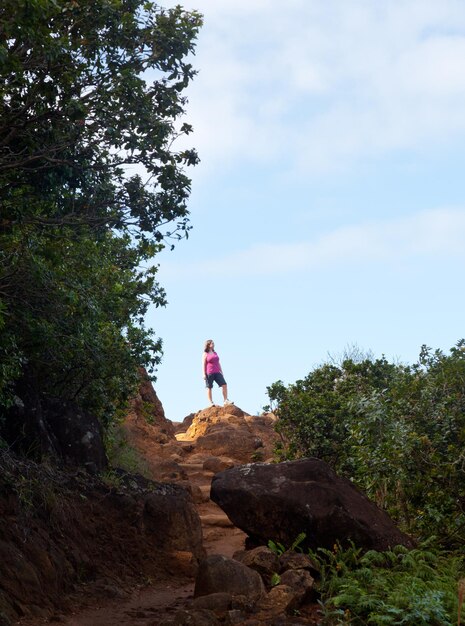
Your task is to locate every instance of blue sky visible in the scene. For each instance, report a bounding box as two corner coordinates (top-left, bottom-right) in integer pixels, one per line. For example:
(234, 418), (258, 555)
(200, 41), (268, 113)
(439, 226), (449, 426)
(146, 0), (465, 421)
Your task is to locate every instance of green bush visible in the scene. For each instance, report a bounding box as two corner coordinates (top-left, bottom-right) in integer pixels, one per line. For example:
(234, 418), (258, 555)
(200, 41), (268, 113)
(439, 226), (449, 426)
(267, 341), (465, 546)
(311, 542), (465, 626)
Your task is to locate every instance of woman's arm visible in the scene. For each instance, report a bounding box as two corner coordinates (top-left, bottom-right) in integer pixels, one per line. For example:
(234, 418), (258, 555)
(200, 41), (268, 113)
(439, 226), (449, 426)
(202, 352), (207, 378)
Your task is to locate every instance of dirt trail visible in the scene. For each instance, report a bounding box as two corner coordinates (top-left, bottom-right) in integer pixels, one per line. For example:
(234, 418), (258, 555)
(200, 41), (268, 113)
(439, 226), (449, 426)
(52, 452), (247, 626)
(179, 458), (247, 558)
(61, 582), (194, 626)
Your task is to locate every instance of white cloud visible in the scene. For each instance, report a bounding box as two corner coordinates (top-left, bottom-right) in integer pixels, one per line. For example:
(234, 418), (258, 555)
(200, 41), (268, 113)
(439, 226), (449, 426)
(161, 207), (465, 278)
(164, 0), (465, 177)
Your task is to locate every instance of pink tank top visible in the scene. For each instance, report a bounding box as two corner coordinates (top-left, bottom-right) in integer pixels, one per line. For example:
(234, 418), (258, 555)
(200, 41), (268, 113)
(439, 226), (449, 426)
(205, 351), (221, 374)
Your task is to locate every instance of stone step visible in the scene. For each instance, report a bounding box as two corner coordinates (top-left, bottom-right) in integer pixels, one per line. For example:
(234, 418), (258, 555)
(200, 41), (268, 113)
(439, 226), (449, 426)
(181, 472), (213, 484)
(178, 462), (205, 471)
(200, 513), (234, 528)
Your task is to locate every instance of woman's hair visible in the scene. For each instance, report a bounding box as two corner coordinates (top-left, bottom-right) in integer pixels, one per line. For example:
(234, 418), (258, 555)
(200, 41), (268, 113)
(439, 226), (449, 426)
(204, 339), (214, 352)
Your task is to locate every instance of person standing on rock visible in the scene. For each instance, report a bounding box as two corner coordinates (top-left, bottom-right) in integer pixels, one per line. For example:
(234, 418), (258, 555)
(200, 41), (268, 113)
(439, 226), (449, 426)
(203, 339), (233, 408)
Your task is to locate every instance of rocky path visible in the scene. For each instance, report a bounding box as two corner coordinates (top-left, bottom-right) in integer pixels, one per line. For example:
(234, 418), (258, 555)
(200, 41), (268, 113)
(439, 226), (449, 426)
(178, 458), (247, 558)
(15, 405), (291, 625)
(7, 391), (323, 624)
(60, 583), (194, 626)
(51, 437), (248, 625)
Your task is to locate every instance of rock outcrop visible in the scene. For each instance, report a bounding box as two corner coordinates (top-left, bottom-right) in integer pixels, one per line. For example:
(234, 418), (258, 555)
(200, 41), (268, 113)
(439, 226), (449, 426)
(116, 368), (188, 483)
(41, 398), (108, 472)
(210, 457), (415, 552)
(130, 367), (176, 442)
(176, 405), (279, 463)
(2, 367), (108, 471)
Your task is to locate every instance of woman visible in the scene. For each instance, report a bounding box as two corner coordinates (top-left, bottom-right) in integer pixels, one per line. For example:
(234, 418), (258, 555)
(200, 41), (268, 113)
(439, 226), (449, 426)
(202, 339), (233, 407)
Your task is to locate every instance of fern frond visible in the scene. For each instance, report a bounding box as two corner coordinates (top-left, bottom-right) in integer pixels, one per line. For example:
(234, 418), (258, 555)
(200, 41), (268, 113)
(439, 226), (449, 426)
(291, 531), (306, 551)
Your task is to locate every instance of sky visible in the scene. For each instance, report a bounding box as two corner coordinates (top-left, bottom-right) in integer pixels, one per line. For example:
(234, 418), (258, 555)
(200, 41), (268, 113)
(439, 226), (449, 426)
(146, 0), (465, 422)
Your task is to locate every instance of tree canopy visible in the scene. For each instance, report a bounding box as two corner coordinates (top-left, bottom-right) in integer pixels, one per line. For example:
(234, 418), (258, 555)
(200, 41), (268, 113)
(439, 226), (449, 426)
(0, 0), (202, 429)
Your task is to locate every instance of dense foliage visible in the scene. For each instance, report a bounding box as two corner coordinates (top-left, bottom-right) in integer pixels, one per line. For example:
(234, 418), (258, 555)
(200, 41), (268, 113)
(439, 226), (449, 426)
(0, 1), (202, 424)
(311, 542), (464, 625)
(267, 342), (465, 546)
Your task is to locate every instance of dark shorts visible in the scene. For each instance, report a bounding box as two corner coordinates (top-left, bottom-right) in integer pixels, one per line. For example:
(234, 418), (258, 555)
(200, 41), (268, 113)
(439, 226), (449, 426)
(205, 372), (227, 389)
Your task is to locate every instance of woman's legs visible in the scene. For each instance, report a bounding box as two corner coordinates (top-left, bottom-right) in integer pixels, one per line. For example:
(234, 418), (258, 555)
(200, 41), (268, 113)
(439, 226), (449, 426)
(206, 375), (231, 406)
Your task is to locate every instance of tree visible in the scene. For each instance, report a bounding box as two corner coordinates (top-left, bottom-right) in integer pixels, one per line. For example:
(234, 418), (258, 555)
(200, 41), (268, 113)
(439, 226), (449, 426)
(0, 0), (202, 442)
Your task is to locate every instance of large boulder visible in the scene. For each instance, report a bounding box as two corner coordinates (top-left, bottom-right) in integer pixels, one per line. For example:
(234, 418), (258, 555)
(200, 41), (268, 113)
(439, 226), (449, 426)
(194, 554), (265, 603)
(42, 398), (108, 472)
(1, 367), (107, 471)
(210, 458), (415, 552)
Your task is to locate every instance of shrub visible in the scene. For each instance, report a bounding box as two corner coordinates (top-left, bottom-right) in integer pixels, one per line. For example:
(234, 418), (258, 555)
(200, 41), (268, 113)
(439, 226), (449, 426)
(311, 542), (465, 626)
(267, 341), (465, 545)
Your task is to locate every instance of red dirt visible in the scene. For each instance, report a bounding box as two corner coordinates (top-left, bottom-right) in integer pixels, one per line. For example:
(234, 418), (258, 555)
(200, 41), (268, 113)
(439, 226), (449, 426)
(15, 439), (248, 625)
(54, 525), (246, 626)
(15, 406), (320, 625)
